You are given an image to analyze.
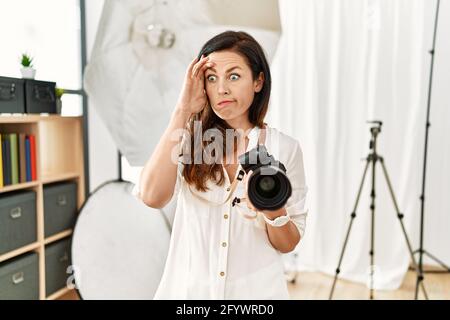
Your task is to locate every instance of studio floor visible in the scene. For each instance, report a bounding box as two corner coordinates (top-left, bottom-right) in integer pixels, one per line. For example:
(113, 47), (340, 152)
(286, 268), (450, 300)
(58, 267), (449, 300)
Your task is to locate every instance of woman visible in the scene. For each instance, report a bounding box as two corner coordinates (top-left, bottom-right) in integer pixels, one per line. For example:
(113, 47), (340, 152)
(137, 31), (308, 299)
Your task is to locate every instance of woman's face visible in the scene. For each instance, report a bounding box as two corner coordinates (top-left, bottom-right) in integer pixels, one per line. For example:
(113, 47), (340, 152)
(204, 50), (264, 125)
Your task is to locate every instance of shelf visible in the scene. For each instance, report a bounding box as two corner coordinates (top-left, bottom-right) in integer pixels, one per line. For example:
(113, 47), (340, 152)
(44, 229), (73, 245)
(46, 287), (75, 300)
(42, 172), (80, 184)
(39, 118), (84, 178)
(0, 242), (40, 263)
(0, 180), (39, 193)
(0, 114), (82, 123)
(0, 114), (85, 300)
(0, 173), (80, 193)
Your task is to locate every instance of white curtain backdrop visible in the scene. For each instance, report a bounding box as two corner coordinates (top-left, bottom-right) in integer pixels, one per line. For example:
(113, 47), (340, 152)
(268, 0), (450, 290)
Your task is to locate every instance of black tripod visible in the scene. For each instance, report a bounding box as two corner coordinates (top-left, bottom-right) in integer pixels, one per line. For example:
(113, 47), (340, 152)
(329, 121), (428, 300)
(412, 0), (450, 300)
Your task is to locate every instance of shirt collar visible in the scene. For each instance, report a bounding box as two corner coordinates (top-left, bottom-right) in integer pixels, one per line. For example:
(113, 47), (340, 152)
(245, 125), (261, 153)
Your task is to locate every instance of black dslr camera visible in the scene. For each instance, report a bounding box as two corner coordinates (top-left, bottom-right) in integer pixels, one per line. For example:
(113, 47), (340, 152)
(238, 145), (292, 211)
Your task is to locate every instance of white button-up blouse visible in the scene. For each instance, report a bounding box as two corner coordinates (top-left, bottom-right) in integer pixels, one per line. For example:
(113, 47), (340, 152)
(139, 125), (308, 300)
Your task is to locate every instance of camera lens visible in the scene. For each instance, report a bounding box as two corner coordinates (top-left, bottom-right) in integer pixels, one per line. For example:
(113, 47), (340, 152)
(248, 166), (292, 211)
(256, 175), (280, 198)
(238, 145), (292, 211)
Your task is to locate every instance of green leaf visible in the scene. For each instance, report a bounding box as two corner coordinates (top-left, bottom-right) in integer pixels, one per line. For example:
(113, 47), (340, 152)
(20, 53), (34, 67)
(55, 88), (65, 98)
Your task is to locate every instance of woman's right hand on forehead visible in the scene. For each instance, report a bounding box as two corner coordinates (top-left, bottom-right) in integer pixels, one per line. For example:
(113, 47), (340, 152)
(175, 55), (214, 116)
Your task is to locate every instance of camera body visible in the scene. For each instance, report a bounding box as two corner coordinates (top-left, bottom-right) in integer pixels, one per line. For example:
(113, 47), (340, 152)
(238, 145), (292, 211)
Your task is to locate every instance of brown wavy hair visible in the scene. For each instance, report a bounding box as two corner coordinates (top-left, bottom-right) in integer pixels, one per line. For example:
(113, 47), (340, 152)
(182, 31), (272, 192)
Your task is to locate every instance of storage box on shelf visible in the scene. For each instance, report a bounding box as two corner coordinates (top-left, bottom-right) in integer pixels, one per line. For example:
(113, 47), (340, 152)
(0, 252), (39, 300)
(0, 76), (56, 114)
(0, 190), (37, 255)
(0, 114), (85, 300)
(45, 238), (72, 297)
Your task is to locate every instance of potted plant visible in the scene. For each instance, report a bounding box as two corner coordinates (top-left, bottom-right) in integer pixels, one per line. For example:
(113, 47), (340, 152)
(55, 87), (64, 114)
(20, 53), (36, 79)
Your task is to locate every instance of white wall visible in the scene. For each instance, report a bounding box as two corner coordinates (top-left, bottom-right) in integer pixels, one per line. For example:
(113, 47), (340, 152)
(83, 0), (449, 269)
(85, 0), (118, 192)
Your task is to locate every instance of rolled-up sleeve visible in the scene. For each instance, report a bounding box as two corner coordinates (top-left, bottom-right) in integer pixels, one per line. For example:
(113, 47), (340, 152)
(132, 160), (184, 204)
(133, 132), (187, 204)
(285, 140), (308, 239)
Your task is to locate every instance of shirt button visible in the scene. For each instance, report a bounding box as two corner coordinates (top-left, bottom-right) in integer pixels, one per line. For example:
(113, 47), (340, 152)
(222, 242), (227, 247)
(220, 271), (225, 277)
(224, 214), (229, 219)
(226, 187), (230, 191)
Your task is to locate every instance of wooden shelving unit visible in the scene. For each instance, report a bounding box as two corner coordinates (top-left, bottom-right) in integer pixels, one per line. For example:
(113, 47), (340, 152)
(0, 114), (85, 300)
(46, 286), (74, 300)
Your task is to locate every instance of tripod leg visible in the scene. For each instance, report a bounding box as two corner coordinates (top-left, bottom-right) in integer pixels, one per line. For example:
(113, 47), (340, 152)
(379, 157), (428, 299)
(412, 250), (450, 273)
(410, 249), (448, 274)
(369, 154), (376, 300)
(422, 250), (450, 272)
(329, 159), (370, 299)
